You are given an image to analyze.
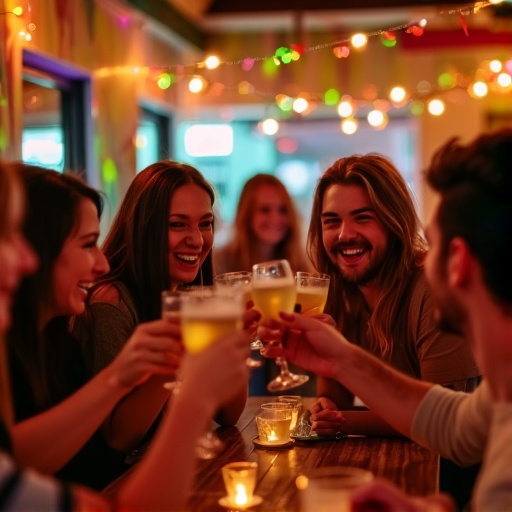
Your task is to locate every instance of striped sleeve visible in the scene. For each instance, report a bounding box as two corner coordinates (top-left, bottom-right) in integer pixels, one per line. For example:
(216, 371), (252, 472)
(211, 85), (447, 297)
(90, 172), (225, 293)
(0, 454), (63, 511)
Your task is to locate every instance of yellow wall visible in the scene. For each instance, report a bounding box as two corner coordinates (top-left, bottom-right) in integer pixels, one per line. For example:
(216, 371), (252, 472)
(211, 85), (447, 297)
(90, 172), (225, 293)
(0, 0), (195, 225)
(1, 0), (511, 224)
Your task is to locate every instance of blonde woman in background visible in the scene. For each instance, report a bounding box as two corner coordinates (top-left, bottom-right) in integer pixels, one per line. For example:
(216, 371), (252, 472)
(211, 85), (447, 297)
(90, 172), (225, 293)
(216, 173), (312, 275)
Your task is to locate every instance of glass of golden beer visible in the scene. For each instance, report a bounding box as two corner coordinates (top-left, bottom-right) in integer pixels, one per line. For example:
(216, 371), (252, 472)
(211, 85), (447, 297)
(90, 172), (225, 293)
(178, 286), (244, 458)
(295, 272), (330, 317)
(252, 259), (309, 392)
(180, 286), (244, 354)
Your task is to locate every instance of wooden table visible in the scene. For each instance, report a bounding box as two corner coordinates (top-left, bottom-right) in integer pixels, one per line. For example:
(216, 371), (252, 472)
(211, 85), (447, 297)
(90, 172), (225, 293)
(186, 397), (439, 512)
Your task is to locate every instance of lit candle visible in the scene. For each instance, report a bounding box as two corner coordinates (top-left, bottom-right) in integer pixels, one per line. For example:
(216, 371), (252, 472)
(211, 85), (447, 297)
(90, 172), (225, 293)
(256, 410), (292, 444)
(221, 462), (258, 509)
(235, 483), (248, 506)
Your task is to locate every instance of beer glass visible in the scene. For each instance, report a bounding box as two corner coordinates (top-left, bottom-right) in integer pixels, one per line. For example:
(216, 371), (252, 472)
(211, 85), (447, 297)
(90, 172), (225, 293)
(251, 259), (309, 391)
(162, 286), (244, 458)
(295, 272), (330, 316)
(215, 271), (263, 368)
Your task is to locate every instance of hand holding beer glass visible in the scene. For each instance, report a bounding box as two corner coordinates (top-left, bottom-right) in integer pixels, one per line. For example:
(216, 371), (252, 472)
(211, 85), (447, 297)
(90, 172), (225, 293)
(251, 259), (309, 392)
(162, 286), (244, 458)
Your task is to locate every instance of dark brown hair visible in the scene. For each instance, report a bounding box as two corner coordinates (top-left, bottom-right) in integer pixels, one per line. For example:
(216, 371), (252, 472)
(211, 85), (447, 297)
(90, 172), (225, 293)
(98, 161), (216, 322)
(8, 165), (103, 414)
(426, 129), (512, 305)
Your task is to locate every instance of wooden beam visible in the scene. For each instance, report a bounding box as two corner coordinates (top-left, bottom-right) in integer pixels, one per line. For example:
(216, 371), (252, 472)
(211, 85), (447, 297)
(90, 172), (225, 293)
(125, 0), (205, 49)
(207, 0), (477, 14)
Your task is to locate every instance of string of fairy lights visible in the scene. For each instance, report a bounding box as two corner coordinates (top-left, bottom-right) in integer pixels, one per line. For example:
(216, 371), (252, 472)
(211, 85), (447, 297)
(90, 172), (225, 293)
(4, 0), (512, 135)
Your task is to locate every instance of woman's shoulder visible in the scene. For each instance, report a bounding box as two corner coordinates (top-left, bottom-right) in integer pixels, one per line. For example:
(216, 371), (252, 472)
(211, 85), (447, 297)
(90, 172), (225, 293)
(90, 281), (132, 308)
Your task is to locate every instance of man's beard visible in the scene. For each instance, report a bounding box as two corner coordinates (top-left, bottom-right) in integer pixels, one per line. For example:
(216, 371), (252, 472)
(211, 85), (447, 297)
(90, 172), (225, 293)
(333, 241), (387, 287)
(430, 265), (467, 335)
(339, 259), (382, 286)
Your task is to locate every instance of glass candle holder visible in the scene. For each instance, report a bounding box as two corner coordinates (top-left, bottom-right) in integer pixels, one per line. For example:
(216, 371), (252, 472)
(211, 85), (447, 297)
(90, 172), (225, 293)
(255, 407), (292, 444)
(221, 462), (258, 509)
(296, 466), (374, 512)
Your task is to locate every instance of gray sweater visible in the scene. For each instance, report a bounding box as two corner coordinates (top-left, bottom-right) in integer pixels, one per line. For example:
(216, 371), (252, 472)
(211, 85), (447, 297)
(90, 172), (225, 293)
(412, 381), (512, 511)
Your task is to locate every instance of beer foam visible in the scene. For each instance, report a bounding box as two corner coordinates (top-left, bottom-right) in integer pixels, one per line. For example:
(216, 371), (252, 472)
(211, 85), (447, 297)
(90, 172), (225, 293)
(182, 300), (242, 320)
(252, 277), (295, 289)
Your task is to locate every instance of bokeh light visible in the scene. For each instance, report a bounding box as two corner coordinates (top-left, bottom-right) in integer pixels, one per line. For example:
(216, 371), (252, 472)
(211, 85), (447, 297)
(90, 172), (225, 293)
(427, 99), (445, 116)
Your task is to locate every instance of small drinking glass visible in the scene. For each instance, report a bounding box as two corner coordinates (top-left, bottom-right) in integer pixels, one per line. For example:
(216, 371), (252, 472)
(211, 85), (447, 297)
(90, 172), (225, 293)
(277, 395), (303, 431)
(221, 462), (259, 509)
(296, 466), (374, 512)
(252, 259), (309, 392)
(161, 290), (182, 392)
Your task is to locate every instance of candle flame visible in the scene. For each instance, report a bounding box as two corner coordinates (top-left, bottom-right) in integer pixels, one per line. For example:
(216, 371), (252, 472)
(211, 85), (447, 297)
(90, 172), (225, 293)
(235, 483), (248, 506)
(268, 429), (277, 441)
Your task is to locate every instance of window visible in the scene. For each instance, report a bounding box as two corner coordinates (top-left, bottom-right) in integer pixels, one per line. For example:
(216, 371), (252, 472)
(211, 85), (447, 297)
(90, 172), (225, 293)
(136, 108), (171, 173)
(22, 50), (91, 177)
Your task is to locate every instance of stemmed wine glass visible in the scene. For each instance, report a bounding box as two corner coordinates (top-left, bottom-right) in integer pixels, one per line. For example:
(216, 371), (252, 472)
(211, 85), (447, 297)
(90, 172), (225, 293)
(251, 259), (310, 392)
(215, 271), (263, 369)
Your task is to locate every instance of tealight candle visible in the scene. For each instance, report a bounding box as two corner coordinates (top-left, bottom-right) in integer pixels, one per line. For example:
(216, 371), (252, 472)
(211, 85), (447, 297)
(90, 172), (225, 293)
(221, 462), (258, 509)
(255, 408), (292, 445)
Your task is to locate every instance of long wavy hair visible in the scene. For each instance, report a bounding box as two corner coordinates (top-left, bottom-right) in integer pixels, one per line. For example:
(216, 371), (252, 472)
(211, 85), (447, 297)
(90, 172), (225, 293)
(8, 165), (103, 415)
(222, 173), (309, 273)
(308, 154), (427, 357)
(97, 161), (215, 322)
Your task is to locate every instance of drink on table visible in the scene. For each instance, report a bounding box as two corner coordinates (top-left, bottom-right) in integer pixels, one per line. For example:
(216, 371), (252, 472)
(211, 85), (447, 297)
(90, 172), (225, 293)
(277, 396), (303, 431)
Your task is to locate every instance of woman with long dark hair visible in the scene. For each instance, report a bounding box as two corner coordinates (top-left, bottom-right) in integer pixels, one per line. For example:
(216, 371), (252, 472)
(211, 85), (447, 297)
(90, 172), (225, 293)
(74, 161), (248, 474)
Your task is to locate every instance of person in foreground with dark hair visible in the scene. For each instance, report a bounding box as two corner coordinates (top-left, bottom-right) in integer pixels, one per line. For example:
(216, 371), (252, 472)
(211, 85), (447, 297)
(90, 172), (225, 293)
(262, 129), (512, 511)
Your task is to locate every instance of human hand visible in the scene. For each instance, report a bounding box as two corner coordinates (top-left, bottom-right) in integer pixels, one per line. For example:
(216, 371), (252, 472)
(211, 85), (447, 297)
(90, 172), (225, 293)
(351, 479), (456, 512)
(109, 319), (183, 389)
(243, 307), (261, 331)
(180, 330), (250, 409)
(310, 397), (345, 436)
(313, 313), (337, 327)
(260, 312), (349, 379)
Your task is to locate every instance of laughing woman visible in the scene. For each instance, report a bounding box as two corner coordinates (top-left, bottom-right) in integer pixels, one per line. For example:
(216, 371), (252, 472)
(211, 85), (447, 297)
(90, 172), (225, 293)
(73, 161), (248, 472)
(7, 165), (186, 489)
(0, 161), (249, 511)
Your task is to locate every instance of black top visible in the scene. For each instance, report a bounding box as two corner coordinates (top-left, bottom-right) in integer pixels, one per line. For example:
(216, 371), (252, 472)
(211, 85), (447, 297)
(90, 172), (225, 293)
(8, 334), (129, 491)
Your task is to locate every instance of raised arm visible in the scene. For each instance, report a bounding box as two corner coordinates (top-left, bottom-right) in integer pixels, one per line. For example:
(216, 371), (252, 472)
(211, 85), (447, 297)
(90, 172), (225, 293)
(115, 329), (250, 511)
(277, 313), (433, 437)
(11, 319), (180, 473)
(74, 293), (182, 453)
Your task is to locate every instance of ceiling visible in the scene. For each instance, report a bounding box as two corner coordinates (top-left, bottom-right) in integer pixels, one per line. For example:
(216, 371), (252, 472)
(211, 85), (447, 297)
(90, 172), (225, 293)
(124, 0), (512, 50)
